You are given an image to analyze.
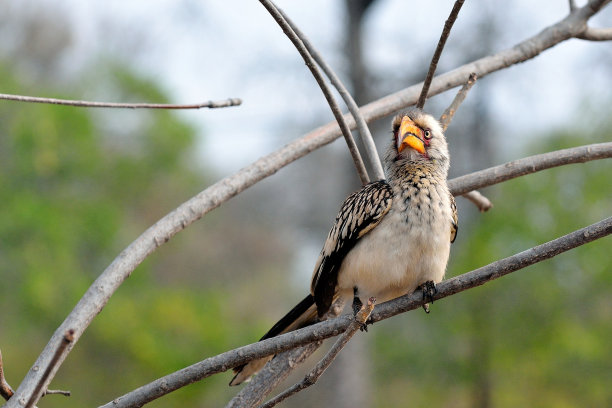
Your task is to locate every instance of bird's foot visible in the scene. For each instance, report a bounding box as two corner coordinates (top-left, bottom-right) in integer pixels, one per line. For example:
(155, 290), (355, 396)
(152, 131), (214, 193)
(352, 294), (368, 331)
(420, 281), (437, 314)
(354, 296), (376, 332)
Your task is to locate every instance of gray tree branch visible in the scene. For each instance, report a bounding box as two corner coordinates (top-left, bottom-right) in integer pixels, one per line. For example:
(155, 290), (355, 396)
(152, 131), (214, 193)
(448, 142), (612, 196)
(0, 94), (242, 109)
(461, 190), (493, 212)
(577, 26), (612, 40)
(260, 0), (370, 184)
(416, 0), (465, 109)
(5, 1), (610, 406)
(99, 216), (612, 408)
(260, 298), (376, 408)
(276, 7), (385, 181)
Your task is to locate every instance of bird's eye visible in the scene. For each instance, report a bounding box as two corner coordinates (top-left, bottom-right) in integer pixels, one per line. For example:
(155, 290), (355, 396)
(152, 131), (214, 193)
(424, 129), (432, 139)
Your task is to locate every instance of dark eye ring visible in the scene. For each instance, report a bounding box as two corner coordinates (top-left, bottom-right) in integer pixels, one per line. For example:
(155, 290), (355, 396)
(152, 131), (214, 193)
(424, 129), (432, 139)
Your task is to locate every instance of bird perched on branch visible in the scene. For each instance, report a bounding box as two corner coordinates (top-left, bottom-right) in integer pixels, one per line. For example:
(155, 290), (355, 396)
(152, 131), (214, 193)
(230, 107), (457, 386)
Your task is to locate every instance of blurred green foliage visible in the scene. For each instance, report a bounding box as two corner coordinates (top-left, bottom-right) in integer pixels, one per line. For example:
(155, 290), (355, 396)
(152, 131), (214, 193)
(0, 62), (268, 407)
(372, 130), (612, 407)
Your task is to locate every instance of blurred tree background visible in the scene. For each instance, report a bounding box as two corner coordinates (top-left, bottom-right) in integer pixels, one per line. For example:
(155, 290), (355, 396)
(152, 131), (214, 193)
(0, 1), (611, 407)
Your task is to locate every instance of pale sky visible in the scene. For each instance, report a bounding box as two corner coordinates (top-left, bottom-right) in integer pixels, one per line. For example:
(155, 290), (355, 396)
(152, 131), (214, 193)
(10, 0), (612, 173)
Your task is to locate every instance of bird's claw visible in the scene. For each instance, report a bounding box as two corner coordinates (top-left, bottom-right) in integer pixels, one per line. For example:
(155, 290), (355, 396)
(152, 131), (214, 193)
(421, 281), (437, 313)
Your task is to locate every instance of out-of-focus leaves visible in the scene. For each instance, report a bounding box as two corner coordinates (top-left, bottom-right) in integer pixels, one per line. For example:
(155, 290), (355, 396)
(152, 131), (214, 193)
(0, 60), (294, 407)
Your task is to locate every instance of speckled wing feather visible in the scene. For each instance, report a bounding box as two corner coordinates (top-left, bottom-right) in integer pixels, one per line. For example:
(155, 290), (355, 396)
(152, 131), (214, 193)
(450, 193), (458, 243)
(310, 180), (393, 316)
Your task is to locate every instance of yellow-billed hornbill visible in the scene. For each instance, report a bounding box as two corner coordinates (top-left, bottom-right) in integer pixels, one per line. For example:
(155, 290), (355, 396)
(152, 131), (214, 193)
(230, 107), (457, 386)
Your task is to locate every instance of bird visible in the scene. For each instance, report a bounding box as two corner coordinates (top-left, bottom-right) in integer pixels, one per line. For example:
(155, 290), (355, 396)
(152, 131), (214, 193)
(229, 107), (457, 386)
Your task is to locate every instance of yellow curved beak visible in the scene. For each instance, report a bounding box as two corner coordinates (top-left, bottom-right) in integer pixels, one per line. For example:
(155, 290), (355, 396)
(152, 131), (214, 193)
(398, 116), (425, 154)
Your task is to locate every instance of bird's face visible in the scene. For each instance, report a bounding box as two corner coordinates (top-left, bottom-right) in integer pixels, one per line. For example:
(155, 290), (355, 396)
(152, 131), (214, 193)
(390, 108), (448, 164)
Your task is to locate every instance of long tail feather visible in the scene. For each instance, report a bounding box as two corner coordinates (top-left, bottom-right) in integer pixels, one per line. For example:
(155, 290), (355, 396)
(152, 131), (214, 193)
(229, 294), (317, 386)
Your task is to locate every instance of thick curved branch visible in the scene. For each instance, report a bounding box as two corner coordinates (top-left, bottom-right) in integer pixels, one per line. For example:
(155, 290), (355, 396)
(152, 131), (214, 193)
(100, 216), (612, 408)
(7, 2), (610, 406)
(0, 94), (242, 109)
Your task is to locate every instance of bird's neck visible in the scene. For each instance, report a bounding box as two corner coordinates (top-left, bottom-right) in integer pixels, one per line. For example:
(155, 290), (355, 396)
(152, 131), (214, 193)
(386, 158), (448, 187)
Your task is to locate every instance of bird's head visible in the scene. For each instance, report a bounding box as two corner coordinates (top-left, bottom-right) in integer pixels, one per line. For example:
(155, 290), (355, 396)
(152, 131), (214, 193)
(389, 108), (449, 166)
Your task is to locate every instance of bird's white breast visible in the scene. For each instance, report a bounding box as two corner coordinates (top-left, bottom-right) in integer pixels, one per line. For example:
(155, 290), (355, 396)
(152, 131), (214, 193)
(336, 184), (451, 305)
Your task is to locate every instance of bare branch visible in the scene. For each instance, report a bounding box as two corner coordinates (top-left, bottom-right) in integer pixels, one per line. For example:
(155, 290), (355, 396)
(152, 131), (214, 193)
(439, 73), (478, 132)
(416, 0), (465, 109)
(0, 350), (15, 401)
(277, 7), (385, 181)
(226, 343), (322, 408)
(569, 0), (577, 12)
(100, 216), (612, 408)
(7, 3), (610, 405)
(461, 190), (493, 212)
(260, 298), (375, 408)
(576, 26), (612, 40)
(41, 389), (71, 397)
(0, 94), (242, 110)
(25, 330), (74, 408)
(437, 73), (493, 212)
(260, 0), (370, 184)
(448, 142), (612, 196)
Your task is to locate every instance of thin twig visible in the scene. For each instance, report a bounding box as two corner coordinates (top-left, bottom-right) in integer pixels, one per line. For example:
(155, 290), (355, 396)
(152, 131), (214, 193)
(42, 389), (71, 397)
(439, 73), (478, 132)
(416, 0), (466, 109)
(0, 349), (15, 401)
(8, 3), (611, 406)
(260, 298), (376, 408)
(461, 190), (493, 212)
(261, 0), (370, 184)
(25, 330), (74, 408)
(448, 142), (612, 196)
(439, 73), (489, 211)
(99, 216), (612, 408)
(277, 8), (386, 181)
(0, 94), (242, 110)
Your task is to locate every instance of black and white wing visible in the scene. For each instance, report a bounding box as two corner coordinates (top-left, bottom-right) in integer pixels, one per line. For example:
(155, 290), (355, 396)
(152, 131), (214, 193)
(310, 180), (393, 316)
